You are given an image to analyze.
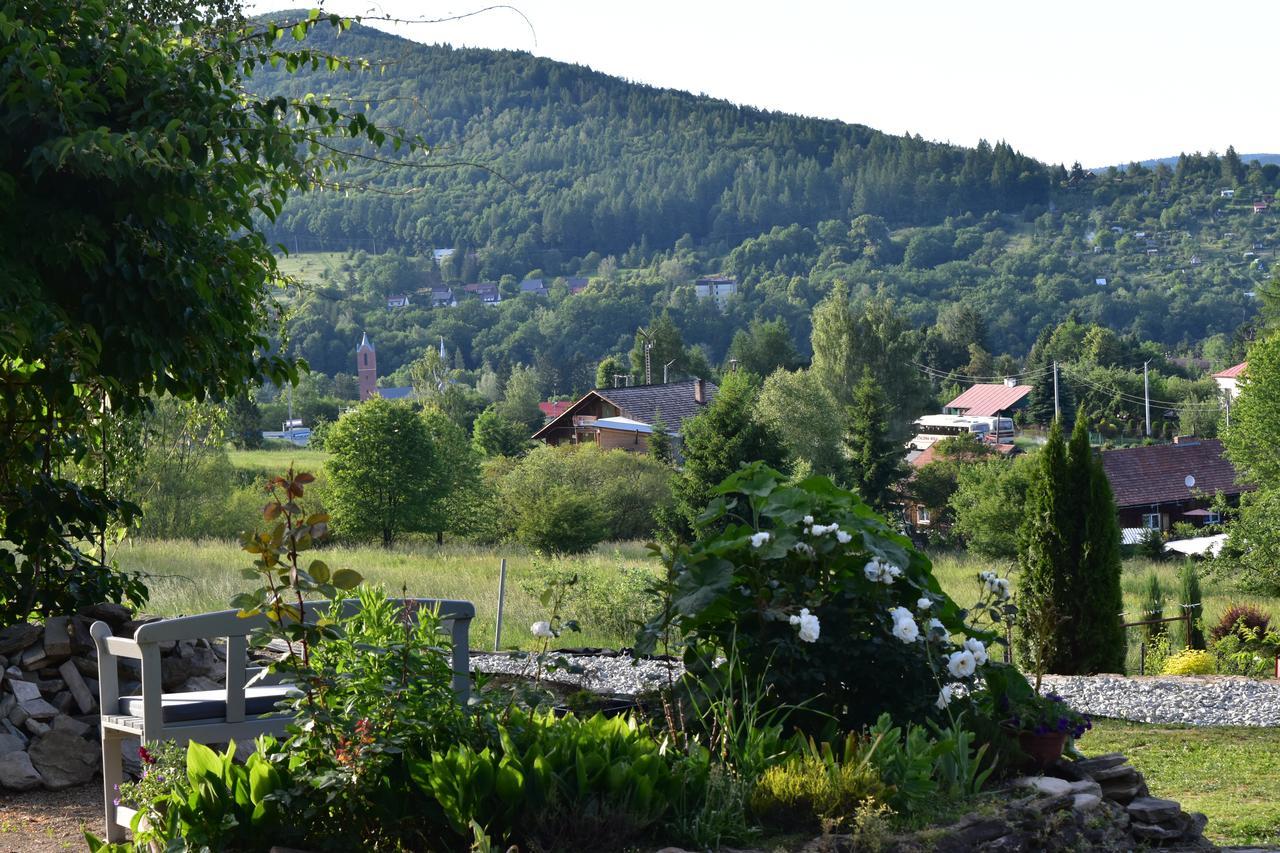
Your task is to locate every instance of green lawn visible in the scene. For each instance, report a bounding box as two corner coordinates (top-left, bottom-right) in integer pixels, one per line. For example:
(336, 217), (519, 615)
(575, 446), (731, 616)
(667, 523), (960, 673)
(111, 538), (658, 652)
(1083, 719), (1280, 846)
(274, 251), (348, 288)
(229, 447), (329, 474)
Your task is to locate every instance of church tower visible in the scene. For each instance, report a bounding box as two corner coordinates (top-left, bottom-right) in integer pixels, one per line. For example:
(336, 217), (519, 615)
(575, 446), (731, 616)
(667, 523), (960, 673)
(357, 333), (377, 401)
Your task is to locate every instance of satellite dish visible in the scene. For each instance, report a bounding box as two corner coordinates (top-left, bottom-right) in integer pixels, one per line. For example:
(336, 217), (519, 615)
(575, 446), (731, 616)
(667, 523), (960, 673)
(1184, 475), (1196, 488)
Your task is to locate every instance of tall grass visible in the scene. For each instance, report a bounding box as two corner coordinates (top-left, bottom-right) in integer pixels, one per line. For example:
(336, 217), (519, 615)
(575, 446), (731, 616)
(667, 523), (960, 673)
(228, 448), (329, 473)
(927, 551), (1279, 673)
(112, 538), (658, 652)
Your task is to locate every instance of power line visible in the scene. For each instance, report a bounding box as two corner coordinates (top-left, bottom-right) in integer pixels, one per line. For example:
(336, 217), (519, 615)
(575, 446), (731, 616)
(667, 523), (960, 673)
(1063, 367), (1225, 411)
(908, 361), (1054, 383)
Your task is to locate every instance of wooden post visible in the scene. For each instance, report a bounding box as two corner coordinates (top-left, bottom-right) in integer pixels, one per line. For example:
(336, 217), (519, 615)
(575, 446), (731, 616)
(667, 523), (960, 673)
(493, 558), (508, 652)
(1140, 642), (1146, 676)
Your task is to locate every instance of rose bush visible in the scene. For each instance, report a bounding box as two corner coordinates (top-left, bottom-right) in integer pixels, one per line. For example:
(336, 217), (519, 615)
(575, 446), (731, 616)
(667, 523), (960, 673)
(638, 463), (1022, 731)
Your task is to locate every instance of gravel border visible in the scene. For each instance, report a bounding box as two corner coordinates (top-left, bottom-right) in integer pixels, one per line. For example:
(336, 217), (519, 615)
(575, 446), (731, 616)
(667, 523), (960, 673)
(471, 651), (1280, 727)
(1040, 674), (1280, 727)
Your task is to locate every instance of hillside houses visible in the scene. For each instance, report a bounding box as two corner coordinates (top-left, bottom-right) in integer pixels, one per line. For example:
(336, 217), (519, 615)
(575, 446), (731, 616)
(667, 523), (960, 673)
(1101, 437), (1249, 533)
(532, 379), (717, 458)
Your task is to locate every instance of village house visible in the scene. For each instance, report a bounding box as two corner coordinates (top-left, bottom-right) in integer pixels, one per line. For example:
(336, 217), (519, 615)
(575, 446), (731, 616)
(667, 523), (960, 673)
(694, 275), (738, 305)
(386, 293), (411, 309)
(942, 379), (1032, 419)
(518, 278), (548, 297)
(531, 379), (717, 458)
(1213, 361), (1247, 400)
(537, 400), (574, 422)
(426, 287), (456, 307)
(461, 282), (501, 305)
(566, 276), (590, 295)
(1100, 437), (1249, 534)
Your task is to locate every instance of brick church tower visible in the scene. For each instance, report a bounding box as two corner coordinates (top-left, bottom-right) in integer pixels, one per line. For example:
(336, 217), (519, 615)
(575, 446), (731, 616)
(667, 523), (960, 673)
(357, 332), (377, 401)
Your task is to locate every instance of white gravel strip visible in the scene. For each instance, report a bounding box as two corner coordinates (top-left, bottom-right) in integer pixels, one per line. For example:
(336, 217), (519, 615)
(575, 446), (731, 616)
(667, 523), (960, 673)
(1040, 674), (1280, 727)
(471, 654), (1280, 726)
(471, 651), (683, 696)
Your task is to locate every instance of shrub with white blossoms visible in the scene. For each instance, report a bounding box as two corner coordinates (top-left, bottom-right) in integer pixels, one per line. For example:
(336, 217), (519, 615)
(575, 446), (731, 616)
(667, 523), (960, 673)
(636, 462), (1025, 731)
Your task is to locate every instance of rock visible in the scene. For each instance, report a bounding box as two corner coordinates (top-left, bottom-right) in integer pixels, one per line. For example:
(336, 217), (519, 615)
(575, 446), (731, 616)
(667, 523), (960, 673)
(0, 732), (26, 754)
(0, 693), (14, 717)
(182, 675), (223, 692)
(1100, 779), (1142, 805)
(1130, 820), (1184, 841)
(1127, 795), (1182, 823)
(0, 623), (41, 656)
(1067, 779), (1102, 797)
(43, 616), (72, 658)
(1074, 752), (1129, 775)
(80, 603), (133, 630)
(1, 718), (26, 742)
(1024, 791), (1074, 816)
(70, 617), (96, 654)
(73, 656), (99, 679)
(53, 691), (74, 713)
(0, 749), (43, 791)
(1046, 757), (1089, 782)
(1088, 762), (1138, 782)
(28, 730), (99, 789)
(1011, 775), (1072, 796)
(933, 816), (1009, 852)
(1072, 793), (1101, 812)
(58, 659), (96, 714)
(8, 703), (30, 726)
(161, 654), (202, 690)
(20, 642), (50, 671)
(51, 715), (91, 738)
(24, 717), (50, 736)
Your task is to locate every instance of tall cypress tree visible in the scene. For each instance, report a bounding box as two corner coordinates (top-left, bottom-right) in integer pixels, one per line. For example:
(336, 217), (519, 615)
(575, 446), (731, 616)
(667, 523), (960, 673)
(648, 408), (672, 465)
(1016, 420), (1072, 671)
(1018, 415), (1125, 674)
(1077, 431), (1126, 672)
(842, 372), (904, 513)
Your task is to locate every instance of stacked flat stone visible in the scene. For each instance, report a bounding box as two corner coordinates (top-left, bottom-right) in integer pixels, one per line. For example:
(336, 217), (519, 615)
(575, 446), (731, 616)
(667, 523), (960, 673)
(0, 606), (227, 792)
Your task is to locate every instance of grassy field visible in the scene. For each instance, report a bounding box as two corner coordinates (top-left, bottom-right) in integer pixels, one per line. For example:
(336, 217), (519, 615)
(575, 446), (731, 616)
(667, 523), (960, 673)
(229, 447), (329, 474)
(274, 251), (348, 288)
(929, 551), (1279, 672)
(1084, 720), (1280, 846)
(112, 539), (659, 651)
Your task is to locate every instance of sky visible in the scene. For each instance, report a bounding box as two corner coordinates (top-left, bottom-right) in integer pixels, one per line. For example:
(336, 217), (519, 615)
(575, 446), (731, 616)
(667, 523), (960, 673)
(252, 1), (1277, 167)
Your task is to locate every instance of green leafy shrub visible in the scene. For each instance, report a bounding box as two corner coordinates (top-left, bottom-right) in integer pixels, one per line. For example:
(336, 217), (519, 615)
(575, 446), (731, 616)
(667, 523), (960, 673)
(1161, 649), (1216, 676)
(751, 738), (887, 832)
(637, 462), (1019, 732)
(409, 709), (709, 851)
(513, 487), (610, 555)
(1211, 619), (1280, 678)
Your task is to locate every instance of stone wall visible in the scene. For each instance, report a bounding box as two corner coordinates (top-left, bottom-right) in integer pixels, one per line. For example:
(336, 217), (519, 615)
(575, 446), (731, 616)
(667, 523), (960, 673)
(0, 607), (227, 792)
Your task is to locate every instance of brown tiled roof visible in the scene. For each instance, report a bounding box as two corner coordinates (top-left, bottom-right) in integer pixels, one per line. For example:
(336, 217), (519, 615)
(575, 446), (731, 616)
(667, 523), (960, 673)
(1100, 439), (1249, 508)
(1213, 361), (1247, 379)
(944, 383), (1032, 416)
(531, 379), (717, 440)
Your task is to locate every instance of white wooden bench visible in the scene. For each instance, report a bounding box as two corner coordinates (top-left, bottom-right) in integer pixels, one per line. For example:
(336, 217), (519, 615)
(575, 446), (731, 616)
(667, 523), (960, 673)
(90, 597), (474, 842)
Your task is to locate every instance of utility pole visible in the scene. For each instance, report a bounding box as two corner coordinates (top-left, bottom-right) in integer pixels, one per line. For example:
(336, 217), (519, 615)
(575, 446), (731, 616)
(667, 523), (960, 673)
(1053, 360), (1060, 421)
(1143, 360), (1151, 438)
(636, 327), (653, 385)
(663, 359), (676, 384)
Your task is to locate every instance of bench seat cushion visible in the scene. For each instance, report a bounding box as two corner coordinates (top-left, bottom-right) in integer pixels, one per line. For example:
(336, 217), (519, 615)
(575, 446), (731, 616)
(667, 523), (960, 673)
(118, 685), (298, 723)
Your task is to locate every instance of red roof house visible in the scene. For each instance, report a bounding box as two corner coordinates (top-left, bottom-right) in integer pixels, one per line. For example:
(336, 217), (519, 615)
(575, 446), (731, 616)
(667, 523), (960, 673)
(538, 401), (574, 420)
(943, 382), (1033, 417)
(1100, 438), (1249, 532)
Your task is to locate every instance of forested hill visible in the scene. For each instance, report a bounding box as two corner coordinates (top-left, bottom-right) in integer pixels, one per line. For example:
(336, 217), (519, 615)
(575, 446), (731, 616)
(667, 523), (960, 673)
(251, 16), (1052, 267)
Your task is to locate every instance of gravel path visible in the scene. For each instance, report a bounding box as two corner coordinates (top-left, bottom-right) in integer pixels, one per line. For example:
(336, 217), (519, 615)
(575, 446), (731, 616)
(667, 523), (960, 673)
(1040, 674), (1280, 727)
(471, 650), (682, 696)
(473, 652), (1280, 727)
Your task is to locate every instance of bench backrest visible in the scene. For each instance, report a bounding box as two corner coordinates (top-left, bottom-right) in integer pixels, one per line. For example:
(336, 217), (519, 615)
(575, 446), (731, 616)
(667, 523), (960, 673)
(91, 598), (474, 731)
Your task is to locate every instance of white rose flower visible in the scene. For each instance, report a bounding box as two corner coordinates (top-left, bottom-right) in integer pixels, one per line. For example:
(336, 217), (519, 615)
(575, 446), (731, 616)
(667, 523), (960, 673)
(835, 529), (853, 544)
(863, 558), (901, 584)
(979, 570), (996, 582)
(994, 578), (1011, 599)
(889, 609), (919, 643)
(789, 607), (820, 643)
(884, 564), (902, 582)
(927, 618), (947, 640)
(791, 542), (816, 558)
(530, 621), (554, 639)
(811, 522), (838, 536)
(946, 649), (977, 678)
(936, 683), (955, 709)
(749, 531), (772, 548)
(963, 637), (989, 666)
(803, 515), (815, 525)
(917, 596), (932, 611)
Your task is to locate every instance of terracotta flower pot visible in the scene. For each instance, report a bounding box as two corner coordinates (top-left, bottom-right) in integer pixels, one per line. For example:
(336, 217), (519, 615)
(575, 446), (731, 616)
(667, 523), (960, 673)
(1018, 729), (1067, 772)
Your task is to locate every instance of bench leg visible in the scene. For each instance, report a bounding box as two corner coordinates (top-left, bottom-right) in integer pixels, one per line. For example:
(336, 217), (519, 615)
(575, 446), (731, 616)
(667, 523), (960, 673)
(101, 728), (127, 843)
